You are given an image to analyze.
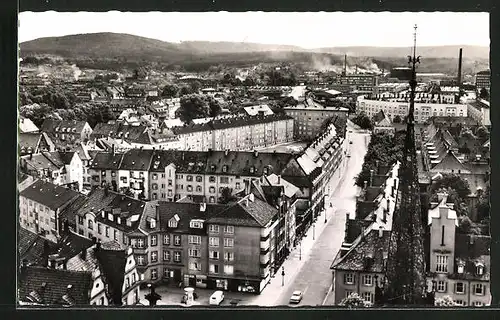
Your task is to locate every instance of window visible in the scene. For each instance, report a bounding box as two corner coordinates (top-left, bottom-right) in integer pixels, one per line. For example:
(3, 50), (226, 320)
(209, 237), (220, 247)
(97, 223), (102, 234)
(152, 173), (158, 180)
(87, 219), (94, 230)
(188, 235), (202, 245)
(187, 185), (193, 192)
(174, 235), (181, 246)
(114, 230), (118, 241)
(152, 183), (158, 190)
(187, 175), (193, 182)
(209, 196), (215, 203)
(189, 262), (201, 271)
(362, 275), (373, 286)
(220, 176), (229, 184)
(361, 292), (374, 304)
(137, 238), (144, 248)
(476, 264), (484, 276)
(163, 250), (170, 261)
(224, 265), (234, 275)
(344, 273), (354, 285)
(151, 269), (158, 280)
(210, 264), (219, 274)
(235, 182), (241, 189)
(209, 176), (216, 183)
(224, 238), (234, 247)
(224, 225), (234, 234)
(78, 216), (84, 225)
(174, 251), (181, 262)
(196, 186), (202, 192)
(224, 252), (234, 262)
(436, 255), (448, 273)
(210, 251), (219, 260)
(437, 280), (447, 293)
(209, 187), (215, 193)
(105, 226), (110, 237)
(163, 234), (170, 245)
(473, 301), (484, 307)
(151, 251), (158, 263)
(151, 235), (157, 246)
(168, 219), (178, 228)
(455, 282), (465, 294)
(196, 176), (203, 182)
(137, 256), (144, 265)
(189, 248), (200, 258)
(474, 284), (485, 295)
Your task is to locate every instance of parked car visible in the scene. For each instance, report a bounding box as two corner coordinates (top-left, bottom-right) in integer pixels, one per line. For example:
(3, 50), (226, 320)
(349, 141), (353, 144)
(289, 290), (303, 304)
(210, 290), (225, 305)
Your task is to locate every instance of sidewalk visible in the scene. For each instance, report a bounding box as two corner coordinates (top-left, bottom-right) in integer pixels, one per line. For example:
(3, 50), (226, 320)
(248, 207), (334, 306)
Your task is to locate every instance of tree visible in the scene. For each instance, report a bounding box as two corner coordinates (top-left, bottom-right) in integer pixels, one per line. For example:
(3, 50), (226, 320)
(351, 112), (373, 130)
(176, 94), (211, 123)
(179, 85), (194, 97)
(479, 88), (489, 100)
(434, 295), (458, 307)
(207, 96), (222, 117)
(219, 187), (236, 204)
(475, 126), (490, 142)
(457, 215), (482, 235)
(161, 84), (179, 98)
(339, 293), (371, 308)
(393, 115), (402, 123)
(476, 185), (490, 222)
(430, 174), (471, 201)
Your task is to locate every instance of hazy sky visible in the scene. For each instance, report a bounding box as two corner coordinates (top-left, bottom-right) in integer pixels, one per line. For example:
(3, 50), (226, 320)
(19, 11), (490, 48)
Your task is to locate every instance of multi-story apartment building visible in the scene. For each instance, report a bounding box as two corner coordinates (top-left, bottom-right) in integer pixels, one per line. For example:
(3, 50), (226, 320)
(20, 151), (84, 191)
(338, 74), (379, 94)
(284, 99), (349, 140)
(425, 192), (491, 307)
(475, 70), (490, 92)
(19, 180), (83, 243)
(172, 113), (294, 151)
(357, 95), (468, 124)
(467, 100), (490, 126)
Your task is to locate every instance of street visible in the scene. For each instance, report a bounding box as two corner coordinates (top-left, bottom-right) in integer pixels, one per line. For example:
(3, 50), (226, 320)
(138, 121), (371, 307)
(272, 121), (371, 306)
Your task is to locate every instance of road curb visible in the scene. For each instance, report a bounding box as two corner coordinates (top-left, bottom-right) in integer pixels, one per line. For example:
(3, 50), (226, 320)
(322, 284), (333, 305)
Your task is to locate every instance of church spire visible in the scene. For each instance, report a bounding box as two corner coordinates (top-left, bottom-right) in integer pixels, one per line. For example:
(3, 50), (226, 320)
(383, 24), (426, 306)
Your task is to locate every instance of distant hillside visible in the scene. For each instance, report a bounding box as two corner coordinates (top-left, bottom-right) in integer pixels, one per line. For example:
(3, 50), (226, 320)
(316, 45), (489, 60)
(20, 33), (489, 74)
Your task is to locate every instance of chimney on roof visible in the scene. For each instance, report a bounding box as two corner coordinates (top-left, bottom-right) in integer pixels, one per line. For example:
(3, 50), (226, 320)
(363, 181), (368, 190)
(80, 248), (87, 261)
(29, 153), (32, 160)
(254, 150), (258, 158)
(277, 175), (281, 185)
(111, 144), (115, 156)
(379, 226), (384, 238)
(369, 170), (374, 187)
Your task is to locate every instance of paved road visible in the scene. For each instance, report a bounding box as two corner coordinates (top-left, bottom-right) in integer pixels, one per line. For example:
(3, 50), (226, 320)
(274, 123), (371, 306)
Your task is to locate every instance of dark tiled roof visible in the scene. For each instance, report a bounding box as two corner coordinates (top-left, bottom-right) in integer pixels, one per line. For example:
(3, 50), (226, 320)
(206, 151), (292, 177)
(75, 188), (148, 233)
(20, 180), (81, 210)
(154, 202), (225, 234)
(59, 194), (89, 227)
(345, 219), (373, 244)
(19, 227), (57, 266)
(332, 229), (391, 272)
(210, 197), (278, 227)
(89, 152), (124, 170)
(172, 113), (293, 135)
(18, 266), (93, 306)
(40, 119), (88, 134)
(120, 149), (154, 171)
(90, 122), (148, 143)
(55, 230), (94, 261)
(450, 234), (491, 281)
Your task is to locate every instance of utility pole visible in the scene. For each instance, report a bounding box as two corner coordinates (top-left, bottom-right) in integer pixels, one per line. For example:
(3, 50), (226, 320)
(384, 24), (426, 306)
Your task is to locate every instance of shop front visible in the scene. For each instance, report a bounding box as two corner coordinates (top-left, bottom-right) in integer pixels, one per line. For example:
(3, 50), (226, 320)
(206, 277), (261, 294)
(184, 274), (208, 289)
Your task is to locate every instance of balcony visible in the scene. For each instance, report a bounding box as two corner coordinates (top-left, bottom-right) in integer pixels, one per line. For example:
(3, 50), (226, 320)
(260, 238), (270, 250)
(260, 252), (270, 264)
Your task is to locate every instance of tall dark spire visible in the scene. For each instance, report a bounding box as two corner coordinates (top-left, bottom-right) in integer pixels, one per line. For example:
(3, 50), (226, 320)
(383, 24), (426, 305)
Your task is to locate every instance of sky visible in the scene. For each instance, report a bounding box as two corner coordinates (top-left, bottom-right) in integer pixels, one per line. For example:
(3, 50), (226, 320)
(18, 11), (490, 48)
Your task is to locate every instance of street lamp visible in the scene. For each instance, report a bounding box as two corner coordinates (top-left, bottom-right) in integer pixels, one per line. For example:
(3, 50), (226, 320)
(299, 241), (302, 261)
(281, 267), (285, 286)
(313, 223), (315, 240)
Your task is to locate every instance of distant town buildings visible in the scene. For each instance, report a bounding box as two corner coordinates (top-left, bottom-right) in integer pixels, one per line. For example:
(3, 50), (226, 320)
(475, 70), (490, 93)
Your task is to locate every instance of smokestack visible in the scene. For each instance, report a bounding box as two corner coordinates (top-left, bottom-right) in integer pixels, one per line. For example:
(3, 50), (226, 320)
(457, 48), (463, 92)
(342, 54), (347, 76)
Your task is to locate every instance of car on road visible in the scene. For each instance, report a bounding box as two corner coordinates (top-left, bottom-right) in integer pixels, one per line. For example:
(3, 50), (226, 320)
(349, 141), (353, 144)
(209, 290), (224, 305)
(289, 290), (303, 304)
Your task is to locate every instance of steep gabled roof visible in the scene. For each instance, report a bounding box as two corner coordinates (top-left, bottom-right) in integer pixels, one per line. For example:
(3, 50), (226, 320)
(209, 196), (278, 227)
(19, 227), (57, 266)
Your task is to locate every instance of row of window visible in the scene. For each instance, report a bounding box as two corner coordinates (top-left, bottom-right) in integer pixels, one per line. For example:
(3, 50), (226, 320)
(208, 225), (234, 234)
(149, 250), (182, 263)
(148, 234), (182, 247)
(209, 237), (234, 247)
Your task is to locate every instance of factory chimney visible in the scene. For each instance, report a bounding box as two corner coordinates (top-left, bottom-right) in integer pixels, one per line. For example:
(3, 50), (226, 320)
(342, 54), (347, 76)
(457, 48), (463, 89)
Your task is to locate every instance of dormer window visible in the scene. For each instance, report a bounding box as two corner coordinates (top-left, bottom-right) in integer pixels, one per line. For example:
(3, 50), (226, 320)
(108, 213), (114, 222)
(457, 262), (465, 274)
(149, 218), (156, 229)
(190, 219), (204, 229)
(476, 263), (485, 276)
(168, 214), (180, 228)
(222, 165), (228, 173)
(249, 167), (255, 174)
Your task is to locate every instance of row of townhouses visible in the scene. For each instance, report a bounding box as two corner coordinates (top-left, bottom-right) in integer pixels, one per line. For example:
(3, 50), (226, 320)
(19, 177), (300, 295)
